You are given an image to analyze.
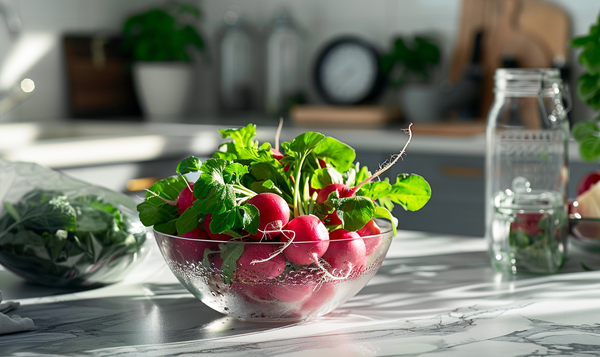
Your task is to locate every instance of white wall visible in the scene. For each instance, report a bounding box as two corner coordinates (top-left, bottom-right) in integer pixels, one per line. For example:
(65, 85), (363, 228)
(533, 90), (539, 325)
(0, 0), (598, 122)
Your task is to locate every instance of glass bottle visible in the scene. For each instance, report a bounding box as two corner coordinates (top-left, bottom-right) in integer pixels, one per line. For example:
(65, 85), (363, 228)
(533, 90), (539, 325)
(485, 68), (571, 274)
(216, 6), (259, 114)
(265, 8), (305, 117)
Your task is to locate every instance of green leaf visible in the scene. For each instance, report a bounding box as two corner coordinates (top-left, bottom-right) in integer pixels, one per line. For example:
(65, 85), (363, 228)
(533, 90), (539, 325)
(3, 202), (20, 221)
(176, 206), (200, 235)
(570, 35), (593, 48)
(577, 73), (600, 102)
(137, 196), (179, 227)
(354, 165), (371, 186)
(373, 206), (398, 236)
(224, 162), (249, 183)
(240, 204), (260, 235)
(357, 181), (393, 200)
(210, 210), (238, 234)
(310, 168), (344, 189)
(220, 243), (245, 284)
(313, 137), (356, 172)
(176, 156), (202, 175)
(289, 132), (325, 154)
(332, 196), (376, 232)
(572, 120), (599, 141)
(145, 175), (187, 200)
(194, 159), (237, 214)
(219, 124), (257, 148)
(579, 135), (600, 162)
(388, 174), (432, 211)
(155, 219), (177, 235)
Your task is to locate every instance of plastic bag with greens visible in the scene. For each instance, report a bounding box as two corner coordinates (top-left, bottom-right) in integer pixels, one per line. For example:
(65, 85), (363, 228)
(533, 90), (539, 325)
(0, 160), (151, 287)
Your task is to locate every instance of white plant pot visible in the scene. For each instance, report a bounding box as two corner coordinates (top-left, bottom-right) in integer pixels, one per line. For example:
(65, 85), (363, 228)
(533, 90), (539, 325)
(399, 85), (442, 124)
(133, 62), (194, 121)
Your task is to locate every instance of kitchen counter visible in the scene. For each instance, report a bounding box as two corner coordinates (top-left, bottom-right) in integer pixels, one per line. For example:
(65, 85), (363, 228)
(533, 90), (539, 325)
(2, 231), (600, 356)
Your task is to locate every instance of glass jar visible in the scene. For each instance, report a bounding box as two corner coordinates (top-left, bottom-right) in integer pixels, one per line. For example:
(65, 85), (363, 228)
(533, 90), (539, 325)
(216, 7), (260, 114)
(485, 68), (571, 274)
(265, 8), (305, 117)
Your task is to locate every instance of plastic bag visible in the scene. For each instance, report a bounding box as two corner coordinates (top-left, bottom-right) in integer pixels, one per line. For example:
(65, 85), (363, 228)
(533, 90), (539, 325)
(0, 160), (151, 287)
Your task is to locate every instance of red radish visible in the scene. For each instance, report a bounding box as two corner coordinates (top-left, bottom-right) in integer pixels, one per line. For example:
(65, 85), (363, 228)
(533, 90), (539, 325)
(171, 225), (216, 263)
(577, 171), (600, 196)
(236, 244), (286, 282)
(267, 281), (315, 303)
(203, 214), (231, 241)
(232, 281), (275, 302)
(300, 284), (336, 313)
(316, 183), (353, 225)
(271, 148), (284, 161)
(321, 229), (367, 277)
(177, 182), (196, 214)
(281, 215), (330, 265)
(357, 219), (382, 255)
(510, 213), (545, 235)
(247, 193), (290, 240)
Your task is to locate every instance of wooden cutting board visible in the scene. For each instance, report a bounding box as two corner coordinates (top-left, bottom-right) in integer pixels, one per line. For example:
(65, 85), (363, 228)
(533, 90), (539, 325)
(290, 105), (401, 127)
(449, 0), (570, 119)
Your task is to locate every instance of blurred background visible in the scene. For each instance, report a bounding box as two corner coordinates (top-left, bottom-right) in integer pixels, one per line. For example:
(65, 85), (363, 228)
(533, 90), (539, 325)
(0, 0), (598, 237)
(0, 0), (595, 124)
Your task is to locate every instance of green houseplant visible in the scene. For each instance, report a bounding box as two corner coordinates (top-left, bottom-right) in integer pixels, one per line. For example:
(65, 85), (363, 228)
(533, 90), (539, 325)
(122, 2), (206, 120)
(569, 12), (600, 161)
(380, 36), (441, 89)
(380, 36), (441, 122)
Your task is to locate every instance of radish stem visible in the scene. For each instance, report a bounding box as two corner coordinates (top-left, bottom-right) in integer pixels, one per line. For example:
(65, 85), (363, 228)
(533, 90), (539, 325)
(353, 123), (413, 194)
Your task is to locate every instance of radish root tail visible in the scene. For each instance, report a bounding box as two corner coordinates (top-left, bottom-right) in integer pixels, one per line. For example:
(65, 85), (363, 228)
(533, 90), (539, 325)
(355, 123), (414, 192)
(250, 228), (296, 265)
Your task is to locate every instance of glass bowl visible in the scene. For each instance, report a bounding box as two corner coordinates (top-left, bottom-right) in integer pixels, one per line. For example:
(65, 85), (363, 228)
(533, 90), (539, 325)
(153, 219), (394, 322)
(0, 224), (152, 288)
(569, 215), (600, 251)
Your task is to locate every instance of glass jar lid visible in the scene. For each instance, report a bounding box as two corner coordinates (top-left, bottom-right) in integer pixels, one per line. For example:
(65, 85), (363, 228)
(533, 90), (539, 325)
(494, 68), (562, 97)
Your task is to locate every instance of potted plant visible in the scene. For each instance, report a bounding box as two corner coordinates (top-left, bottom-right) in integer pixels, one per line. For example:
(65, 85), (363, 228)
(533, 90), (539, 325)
(380, 35), (441, 123)
(122, 2), (205, 120)
(570, 12), (600, 161)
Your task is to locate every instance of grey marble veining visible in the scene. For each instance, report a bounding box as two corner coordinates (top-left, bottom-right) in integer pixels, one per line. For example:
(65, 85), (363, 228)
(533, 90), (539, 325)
(1, 232), (600, 356)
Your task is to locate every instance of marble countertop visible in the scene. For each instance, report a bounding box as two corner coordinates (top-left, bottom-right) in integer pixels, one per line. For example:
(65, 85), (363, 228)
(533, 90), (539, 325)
(2, 231), (600, 356)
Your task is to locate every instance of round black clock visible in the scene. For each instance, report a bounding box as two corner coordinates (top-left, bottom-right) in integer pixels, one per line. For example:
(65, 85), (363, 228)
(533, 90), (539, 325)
(313, 36), (385, 105)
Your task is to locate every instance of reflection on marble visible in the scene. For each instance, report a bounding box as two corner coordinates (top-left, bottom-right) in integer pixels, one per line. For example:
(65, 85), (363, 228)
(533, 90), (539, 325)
(1, 232), (600, 356)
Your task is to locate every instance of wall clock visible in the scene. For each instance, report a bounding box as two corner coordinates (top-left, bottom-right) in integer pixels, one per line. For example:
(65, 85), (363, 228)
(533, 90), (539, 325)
(313, 36), (384, 105)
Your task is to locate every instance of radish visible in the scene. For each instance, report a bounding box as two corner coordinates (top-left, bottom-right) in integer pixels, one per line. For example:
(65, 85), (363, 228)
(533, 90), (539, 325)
(171, 225), (216, 263)
(267, 278), (315, 303)
(232, 281), (275, 302)
(577, 171), (600, 196)
(236, 244), (286, 282)
(321, 229), (367, 277)
(316, 183), (353, 225)
(300, 284), (336, 314)
(271, 148), (284, 161)
(357, 219), (382, 255)
(203, 213), (231, 241)
(177, 182), (196, 214)
(281, 215), (330, 265)
(247, 193), (290, 240)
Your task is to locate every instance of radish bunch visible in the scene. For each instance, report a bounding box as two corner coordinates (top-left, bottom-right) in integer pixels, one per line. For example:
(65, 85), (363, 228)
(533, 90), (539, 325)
(138, 123), (431, 292)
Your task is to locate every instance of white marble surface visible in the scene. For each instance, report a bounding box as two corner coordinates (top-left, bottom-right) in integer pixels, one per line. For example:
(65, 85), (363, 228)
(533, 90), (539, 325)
(1, 231), (600, 356)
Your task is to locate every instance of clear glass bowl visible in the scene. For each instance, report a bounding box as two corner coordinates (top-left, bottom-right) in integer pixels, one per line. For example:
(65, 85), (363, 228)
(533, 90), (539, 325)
(0, 226), (152, 288)
(569, 215), (600, 252)
(154, 220), (394, 322)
